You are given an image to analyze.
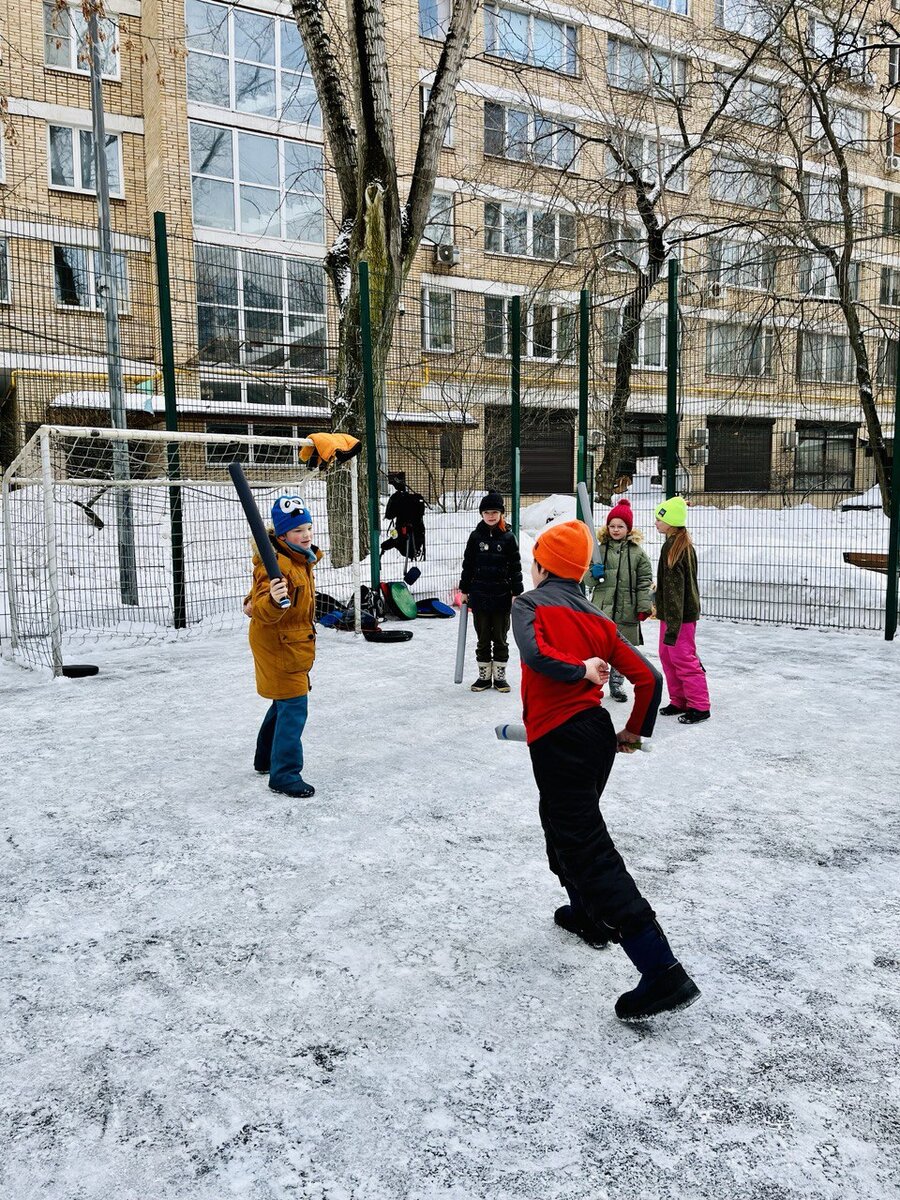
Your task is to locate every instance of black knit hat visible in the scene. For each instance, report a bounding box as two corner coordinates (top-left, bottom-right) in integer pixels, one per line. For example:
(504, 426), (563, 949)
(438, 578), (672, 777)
(479, 490), (505, 514)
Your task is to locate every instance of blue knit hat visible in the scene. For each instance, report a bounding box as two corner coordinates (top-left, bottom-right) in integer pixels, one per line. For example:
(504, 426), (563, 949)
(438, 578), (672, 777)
(272, 495), (312, 537)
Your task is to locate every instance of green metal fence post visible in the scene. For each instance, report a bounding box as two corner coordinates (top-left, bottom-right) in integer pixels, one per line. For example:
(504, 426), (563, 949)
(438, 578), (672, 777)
(511, 295), (522, 539)
(886, 358), (900, 640)
(359, 261), (381, 590)
(665, 258), (680, 500)
(153, 211), (186, 630)
(578, 288), (590, 496)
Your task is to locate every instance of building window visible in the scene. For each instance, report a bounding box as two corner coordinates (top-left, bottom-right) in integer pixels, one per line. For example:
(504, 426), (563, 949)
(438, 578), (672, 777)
(48, 125), (123, 197)
(424, 192), (454, 245)
(483, 296), (575, 360)
(795, 422), (856, 490)
(43, 0), (118, 78)
(483, 4), (578, 75)
(186, 0), (320, 125)
(706, 322), (773, 377)
(708, 238), (775, 290)
(810, 103), (865, 148)
(890, 45), (900, 86)
(607, 137), (687, 193)
(799, 254), (859, 301)
(420, 86), (454, 149)
(419, 0), (451, 39)
(706, 417), (773, 491)
(484, 202), (576, 262)
(802, 173), (862, 223)
(53, 245), (128, 311)
(201, 380), (329, 409)
(606, 220), (646, 272)
(884, 192), (900, 234)
(715, 0), (770, 38)
(189, 122), (324, 242)
(602, 309), (666, 369)
(195, 243), (327, 368)
(484, 102), (577, 169)
(797, 331), (855, 383)
(0, 239), (9, 303)
(421, 287), (454, 351)
(607, 38), (686, 100)
(710, 156), (778, 209)
(880, 267), (900, 306)
(715, 72), (780, 126)
(808, 17), (867, 80)
(205, 421), (313, 466)
(878, 338), (899, 386)
(440, 426), (463, 469)
(641, 0), (688, 14)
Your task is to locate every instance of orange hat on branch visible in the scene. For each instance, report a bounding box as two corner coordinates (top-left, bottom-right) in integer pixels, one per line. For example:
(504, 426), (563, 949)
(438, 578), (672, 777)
(533, 521), (593, 581)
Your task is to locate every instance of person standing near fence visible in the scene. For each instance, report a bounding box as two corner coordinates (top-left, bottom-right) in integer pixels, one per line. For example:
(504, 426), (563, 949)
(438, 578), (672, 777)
(654, 498), (711, 725)
(247, 496), (322, 798)
(459, 491), (524, 694)
(583, 498), (653, 702)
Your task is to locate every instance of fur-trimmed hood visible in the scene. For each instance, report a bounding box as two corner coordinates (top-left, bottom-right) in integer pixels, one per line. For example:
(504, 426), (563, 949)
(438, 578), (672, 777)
(597, 526), (644, 546)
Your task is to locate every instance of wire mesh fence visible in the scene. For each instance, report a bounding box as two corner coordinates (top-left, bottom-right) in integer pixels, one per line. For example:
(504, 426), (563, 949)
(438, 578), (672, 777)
(0, 204), (897, 651)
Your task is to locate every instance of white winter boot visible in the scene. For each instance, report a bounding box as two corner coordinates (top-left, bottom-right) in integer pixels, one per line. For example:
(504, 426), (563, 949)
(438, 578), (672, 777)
(471, 662), (493, 692)
(492, 662), (511, 693)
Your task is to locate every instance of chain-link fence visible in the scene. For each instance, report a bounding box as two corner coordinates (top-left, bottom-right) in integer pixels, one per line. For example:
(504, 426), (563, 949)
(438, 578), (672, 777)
(1, 205), (897, 642)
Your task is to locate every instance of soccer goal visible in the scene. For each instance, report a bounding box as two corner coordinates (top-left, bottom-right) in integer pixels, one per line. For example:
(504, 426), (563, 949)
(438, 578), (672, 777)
(1, 425), (362, 675)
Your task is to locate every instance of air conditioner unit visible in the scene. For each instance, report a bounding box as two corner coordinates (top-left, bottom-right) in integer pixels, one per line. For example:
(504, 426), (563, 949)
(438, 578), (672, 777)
(782, 431), (799, 450)
(587, 428), (603, 447)
(688, 427), (709, 449)
(887, 155), (900, 172)
(706, 280), (728, 303)
(434, 243), (460, 267)
(689, 446), (709, 467)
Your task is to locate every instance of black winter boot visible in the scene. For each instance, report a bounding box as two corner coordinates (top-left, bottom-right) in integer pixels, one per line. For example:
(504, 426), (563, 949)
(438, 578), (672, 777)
(471, 663), (493, 692)
(554, 905), (611, 948)
(678, 708), (710, 724)
(616, 922), (700, 1021)
(659, 703), (686, 716)
(609, 686), (628, 703)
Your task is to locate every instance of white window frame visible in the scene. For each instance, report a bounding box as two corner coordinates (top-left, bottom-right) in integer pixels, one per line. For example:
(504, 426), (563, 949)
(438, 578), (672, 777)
(186, 0), (321, 127)
(715, 0), (769, 39)
(602, 308), (666, 370)
(483, 295), (576, 361)
(802, 172), (862, 223)
(607, 137), (687, 193)
(420, 85), (454, 149)
(195, 243), (328, 370)
(419, 0), (452, 39)
(808, 16), (868, 80)
(799, 253), (859, 300)
(47, 124), (124, 199)
(52, 245), (129, 313)
(642, 0), (688, 15)
(189, 121), (324, 243)
(809, 102), (865, 147)
(43, 0), (119, 80)
(889, 44), (900, 87)
(484, 201), (576, 263)
(607, 38), (687, 100)
(710, 155), (778, 209)
(708, 237), (775, 290)
(421, 286), (455, 351)
(606, 219), (646, 272)
(715, 71), (780, 127)
(797, 330), (855, 383)
(880, 265), (900, 306)
(0, 237), (10, 304)
(706, 321), (774, 377)
(483, 101), (578, 170)
(424, 191), (454, 245)
(483, 4), (578, 76)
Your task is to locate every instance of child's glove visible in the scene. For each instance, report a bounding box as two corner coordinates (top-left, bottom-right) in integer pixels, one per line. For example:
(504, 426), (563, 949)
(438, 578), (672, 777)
(638, 611), (650, 621)
(590, 562), (605, 580)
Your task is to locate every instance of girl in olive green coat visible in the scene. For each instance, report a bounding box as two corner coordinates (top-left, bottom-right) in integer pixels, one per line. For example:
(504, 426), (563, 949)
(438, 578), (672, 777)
(584, 498), (653, 701)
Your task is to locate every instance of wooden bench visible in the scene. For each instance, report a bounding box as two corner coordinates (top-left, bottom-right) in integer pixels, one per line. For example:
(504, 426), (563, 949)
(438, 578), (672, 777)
(842, 552), (891, 575)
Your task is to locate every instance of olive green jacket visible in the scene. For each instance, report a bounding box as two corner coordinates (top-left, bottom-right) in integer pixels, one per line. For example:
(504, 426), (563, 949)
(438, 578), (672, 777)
(584, 531), (653, 645)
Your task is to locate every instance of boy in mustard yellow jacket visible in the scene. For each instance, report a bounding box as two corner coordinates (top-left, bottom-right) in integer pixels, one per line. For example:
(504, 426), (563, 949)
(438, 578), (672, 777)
(248, 496), (322, 798)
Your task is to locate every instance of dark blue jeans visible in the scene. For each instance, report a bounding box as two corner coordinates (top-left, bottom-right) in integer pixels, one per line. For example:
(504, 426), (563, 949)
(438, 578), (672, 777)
(255, 695), (309, 789)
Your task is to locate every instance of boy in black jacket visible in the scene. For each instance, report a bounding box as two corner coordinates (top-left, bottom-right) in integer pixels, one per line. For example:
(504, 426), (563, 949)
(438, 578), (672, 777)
(511, 519), (701, 1022)
(459, 492), (523, 693)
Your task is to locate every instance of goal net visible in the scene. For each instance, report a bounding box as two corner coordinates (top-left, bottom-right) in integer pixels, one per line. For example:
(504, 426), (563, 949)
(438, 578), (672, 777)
(1, 426), (362, 674)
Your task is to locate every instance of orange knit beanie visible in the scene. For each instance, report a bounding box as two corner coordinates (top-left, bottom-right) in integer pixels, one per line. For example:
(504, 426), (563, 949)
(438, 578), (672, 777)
(533, 520), (593, 581)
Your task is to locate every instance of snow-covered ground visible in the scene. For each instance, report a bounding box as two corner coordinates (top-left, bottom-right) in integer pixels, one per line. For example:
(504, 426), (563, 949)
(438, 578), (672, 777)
(1, 617), (899, 1199)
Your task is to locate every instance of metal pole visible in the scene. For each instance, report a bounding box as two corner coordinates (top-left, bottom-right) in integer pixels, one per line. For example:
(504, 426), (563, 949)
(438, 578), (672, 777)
(578, 289), (589, 491)
(359, 261), (381, 590)
(886, 357), (900, 640)
(39, 428), (64, 677)
(153, 212), (186, 629)
(87, 3), (138, 605)
(665, 258), (680, 499)
(511, 295), (522, 539)
(350, 464), (362, 635)
(1, 472), (20, 656)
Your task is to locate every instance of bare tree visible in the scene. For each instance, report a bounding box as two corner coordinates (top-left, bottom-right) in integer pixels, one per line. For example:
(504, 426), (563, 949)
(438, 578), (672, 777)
(291, 0), (477, 561)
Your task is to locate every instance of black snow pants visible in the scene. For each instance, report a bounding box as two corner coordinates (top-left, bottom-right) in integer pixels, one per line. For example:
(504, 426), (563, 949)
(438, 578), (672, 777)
(528, 705), (656, 941)
(473, 608), (511, 663)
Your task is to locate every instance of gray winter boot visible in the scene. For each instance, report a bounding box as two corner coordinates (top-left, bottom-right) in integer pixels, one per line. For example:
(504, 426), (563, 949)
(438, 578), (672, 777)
(471, 662), (493, 692)
(492, 662), (511, 693)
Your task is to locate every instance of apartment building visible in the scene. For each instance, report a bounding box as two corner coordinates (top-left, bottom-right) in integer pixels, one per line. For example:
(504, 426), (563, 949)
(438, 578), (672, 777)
(0, 0), (896, 503)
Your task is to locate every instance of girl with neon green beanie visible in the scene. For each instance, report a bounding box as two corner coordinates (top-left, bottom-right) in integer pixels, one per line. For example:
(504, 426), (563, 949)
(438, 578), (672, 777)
(654, 498), (710, 724)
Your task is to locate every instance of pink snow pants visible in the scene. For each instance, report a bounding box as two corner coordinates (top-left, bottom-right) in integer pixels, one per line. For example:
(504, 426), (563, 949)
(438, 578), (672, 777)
(658, 621), (710, 712)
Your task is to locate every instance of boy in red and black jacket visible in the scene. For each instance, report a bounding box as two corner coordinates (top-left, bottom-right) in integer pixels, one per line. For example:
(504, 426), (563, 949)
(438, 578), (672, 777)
(512, 520), (700, 1022)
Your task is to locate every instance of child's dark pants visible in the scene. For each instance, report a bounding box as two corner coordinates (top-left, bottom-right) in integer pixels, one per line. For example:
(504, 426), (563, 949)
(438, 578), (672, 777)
(473, 609), (511, 663)
(255, 694), (309, 788)
(528, 706), (656, 941)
